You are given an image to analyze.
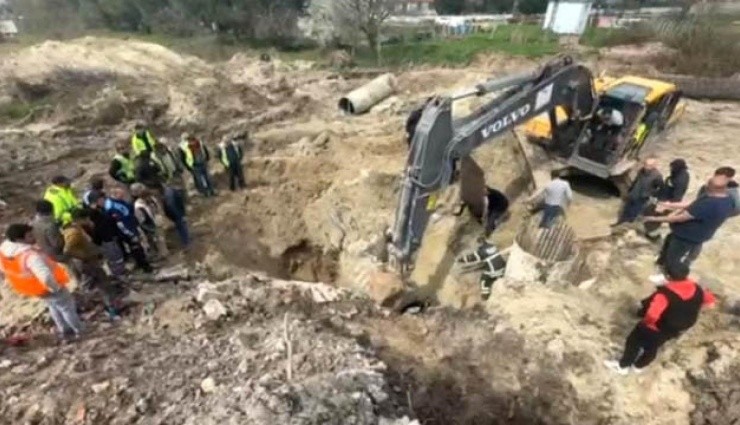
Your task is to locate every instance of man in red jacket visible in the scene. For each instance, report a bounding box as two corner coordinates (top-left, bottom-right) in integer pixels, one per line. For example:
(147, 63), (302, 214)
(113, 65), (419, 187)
(604, 262), (716, 375)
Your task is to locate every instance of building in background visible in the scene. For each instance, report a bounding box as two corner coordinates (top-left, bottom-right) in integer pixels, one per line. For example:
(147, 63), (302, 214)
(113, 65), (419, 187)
(395, 0), (436, 16)
(543, 0), (593, 35)
(0, 19), (17, 41)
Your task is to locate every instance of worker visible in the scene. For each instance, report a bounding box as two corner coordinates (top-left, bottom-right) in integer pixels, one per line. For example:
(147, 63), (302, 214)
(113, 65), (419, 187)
(538, 170), (573, 229)
(153, 141), (182, 183)
(43, 175), (81, 227)
(179, 133), (216, 197)
(217, 135), (246, 191)
(604, 263), (715, 375)
(62, 210), (121, 320)
(694, 167), (739, 215)
(613, 157), (663, 226)
(659, 167), (738, 214)
(0, 224), (84, 340)
(405, 97), (433, 147)
(82, 177), (106, 208)
(597, 107), (624, 129)
(134, 150), (165, 192)
(96, 188), (153, 274)
(644, 175), (735, 284)
(476, 240), (506, 300)
(131, 122), (158, 157)
(31, 200), (66, 262)
(482, 187), (510, 236)
(644, 159), (690, 240)
(109, 141), (136, 185)
(163, 182), (190, 248)
(86, 194), (127, 280)
(130, 183), (168, 259)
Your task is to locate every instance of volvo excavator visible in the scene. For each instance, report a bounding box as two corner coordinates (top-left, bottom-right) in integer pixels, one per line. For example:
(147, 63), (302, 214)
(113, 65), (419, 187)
(389, 55), (682, 273)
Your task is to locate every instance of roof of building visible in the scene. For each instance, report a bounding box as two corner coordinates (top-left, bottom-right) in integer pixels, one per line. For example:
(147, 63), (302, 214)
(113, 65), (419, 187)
(0, 20), (17, 34)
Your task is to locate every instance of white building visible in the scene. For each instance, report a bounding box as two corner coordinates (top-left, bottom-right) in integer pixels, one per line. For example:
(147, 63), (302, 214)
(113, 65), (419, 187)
(0, 19), (17, 40)
(543, 0), (593, 35)
(395, 0), (436, 16)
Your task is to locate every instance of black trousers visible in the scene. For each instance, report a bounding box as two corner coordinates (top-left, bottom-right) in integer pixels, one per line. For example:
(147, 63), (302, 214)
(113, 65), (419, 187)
(121, 234), (152, 273)
(619, 324), (675, 369)
(656, 233), (701, 271)
(228, 165), (246, 191)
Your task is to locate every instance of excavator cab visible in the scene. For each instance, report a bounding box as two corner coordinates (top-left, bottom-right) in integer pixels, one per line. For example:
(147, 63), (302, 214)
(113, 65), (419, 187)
(524, 75), (683, 194)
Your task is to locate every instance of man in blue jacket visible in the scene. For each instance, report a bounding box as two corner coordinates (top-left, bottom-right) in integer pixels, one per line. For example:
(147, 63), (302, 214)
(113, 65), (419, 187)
(91, 188), (153, 273)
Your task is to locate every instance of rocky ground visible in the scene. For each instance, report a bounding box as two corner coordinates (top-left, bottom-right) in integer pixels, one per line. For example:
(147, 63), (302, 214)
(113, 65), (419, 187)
(1, 38), (739, 424)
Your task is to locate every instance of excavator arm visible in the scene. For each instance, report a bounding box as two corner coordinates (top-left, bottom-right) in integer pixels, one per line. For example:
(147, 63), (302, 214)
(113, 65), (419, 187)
(390, 56), (597, 271)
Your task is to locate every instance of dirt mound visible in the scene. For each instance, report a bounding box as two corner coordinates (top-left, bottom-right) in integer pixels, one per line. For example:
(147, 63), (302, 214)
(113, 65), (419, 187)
(0, 273), (417, 425)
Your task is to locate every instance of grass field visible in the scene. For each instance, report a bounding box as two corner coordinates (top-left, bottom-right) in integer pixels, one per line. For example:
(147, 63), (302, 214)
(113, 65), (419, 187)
(355, 25), (560, 67)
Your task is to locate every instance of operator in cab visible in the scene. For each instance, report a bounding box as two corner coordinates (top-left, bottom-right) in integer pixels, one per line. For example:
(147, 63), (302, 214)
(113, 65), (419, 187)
(592, 107), (625, 163)
(597, 107), (624, 129)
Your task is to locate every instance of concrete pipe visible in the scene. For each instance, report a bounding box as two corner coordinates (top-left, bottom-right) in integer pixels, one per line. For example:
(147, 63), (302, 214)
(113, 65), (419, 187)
(505, 216), (587, 285)
(338, 73), (397, 115)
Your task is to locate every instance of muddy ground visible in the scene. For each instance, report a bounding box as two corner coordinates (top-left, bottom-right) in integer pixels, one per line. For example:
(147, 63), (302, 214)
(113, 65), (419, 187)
(0, 38), (739, 424)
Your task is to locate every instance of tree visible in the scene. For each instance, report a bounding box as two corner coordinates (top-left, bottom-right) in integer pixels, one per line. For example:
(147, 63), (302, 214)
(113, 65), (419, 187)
(335, 0), (394, 64)
(517, 0), (547, 14)
(434, 0), (465, 14)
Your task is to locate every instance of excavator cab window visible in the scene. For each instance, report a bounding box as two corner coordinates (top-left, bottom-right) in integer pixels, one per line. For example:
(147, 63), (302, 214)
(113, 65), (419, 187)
(578, 94), (645, 166)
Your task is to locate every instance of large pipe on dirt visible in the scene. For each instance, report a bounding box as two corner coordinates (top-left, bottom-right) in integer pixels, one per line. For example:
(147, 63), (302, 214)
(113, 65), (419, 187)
(657, 74), (740, 101)
(338, 73), (397, 115)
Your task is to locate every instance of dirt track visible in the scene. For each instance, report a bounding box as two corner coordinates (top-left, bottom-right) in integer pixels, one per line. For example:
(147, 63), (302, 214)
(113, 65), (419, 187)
(1, 38), (739, 424)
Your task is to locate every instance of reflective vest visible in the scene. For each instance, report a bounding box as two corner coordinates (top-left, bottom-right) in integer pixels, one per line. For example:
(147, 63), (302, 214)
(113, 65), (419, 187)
(43, 185), (80, 227)
(155, 150), (179, 180)
(634, 123), (649, 149)
(179, 141), (206, 168)
(149, 153), (170, 180)
(131, 131), (158, 156)
(113, 153), (135, 182)
(218, 143), (230, 167)
(0, 248), (69, 297)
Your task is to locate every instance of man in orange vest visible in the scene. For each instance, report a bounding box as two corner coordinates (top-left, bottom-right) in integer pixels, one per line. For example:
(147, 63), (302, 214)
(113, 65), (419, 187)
(0, 224), (83, 339)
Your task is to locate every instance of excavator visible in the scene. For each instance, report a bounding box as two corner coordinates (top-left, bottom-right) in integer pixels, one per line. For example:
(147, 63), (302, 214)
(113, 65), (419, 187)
(389, 55), (682, 273)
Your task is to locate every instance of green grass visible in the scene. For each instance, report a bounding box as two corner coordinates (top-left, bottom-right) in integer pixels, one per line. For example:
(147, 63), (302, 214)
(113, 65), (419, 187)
(580, 26), (655, 48)
(355, 25), (560, 67)
(6, 24), (558, 70)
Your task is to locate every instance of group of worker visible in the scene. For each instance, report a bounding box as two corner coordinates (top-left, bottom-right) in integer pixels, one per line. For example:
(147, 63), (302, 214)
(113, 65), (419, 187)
(604, 162), (737, 374)
(0, 123), (249, 341)
(470, 158), (737, 374)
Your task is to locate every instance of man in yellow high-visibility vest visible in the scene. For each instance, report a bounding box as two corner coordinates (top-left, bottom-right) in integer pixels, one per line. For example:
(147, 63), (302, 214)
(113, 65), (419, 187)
(109, 141), (136, 185)
(131, 122), (158, 157)
(178, 133), (216, 197)
(43, 175), (81, 227)
(216, 135), (246, 191)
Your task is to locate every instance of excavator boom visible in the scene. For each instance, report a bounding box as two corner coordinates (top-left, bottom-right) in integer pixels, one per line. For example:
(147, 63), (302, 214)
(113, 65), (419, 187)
(390, 56), (597, 270)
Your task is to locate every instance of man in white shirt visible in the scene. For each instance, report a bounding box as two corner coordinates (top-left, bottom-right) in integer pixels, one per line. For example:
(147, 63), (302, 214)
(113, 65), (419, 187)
(539, 170), (573, 228)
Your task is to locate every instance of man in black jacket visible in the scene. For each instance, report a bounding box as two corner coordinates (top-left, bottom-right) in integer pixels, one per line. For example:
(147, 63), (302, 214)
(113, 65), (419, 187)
(613, 158), (663, 225)
(217, 136), (246, 191)
(86, 203), (126, 280)
(134, 150), (165, 192)
(644, 159), (690, 239)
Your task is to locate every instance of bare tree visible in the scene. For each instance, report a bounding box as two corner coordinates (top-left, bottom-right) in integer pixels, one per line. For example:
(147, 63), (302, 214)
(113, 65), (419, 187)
(334, 0), (394, 64)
